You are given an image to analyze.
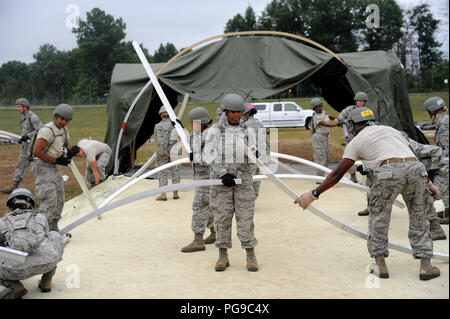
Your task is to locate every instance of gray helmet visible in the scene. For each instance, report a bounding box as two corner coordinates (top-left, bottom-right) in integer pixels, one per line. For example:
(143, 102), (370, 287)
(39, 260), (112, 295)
(6, 188), (35, 209)
(243, 103), (255, 115)
(310, 98), (322, 109)
(53, 103), (73, 120)
(188, 107), (212, 125)
(159, 106), (168, 115)
(221, 93), (244, 112)
(348, 107), (376, 124)
(354, 91), (368, 101)
(15, 98), (30, 108)
(423, 97), (446, 113)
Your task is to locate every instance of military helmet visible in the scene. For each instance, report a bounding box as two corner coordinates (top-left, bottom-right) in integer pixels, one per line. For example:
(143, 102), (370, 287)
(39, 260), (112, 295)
(423, 97), (446, 113)
(159, 106), (168, 115)
(6, 188), (35, 209)
(221, 93), (244, 112)
(15, 98), (30, 108)
(53, 103), (73, 120)
(310, 98), (322, 109)
(354, 91), (368, 101)
(243, 103), (255, 115)
(348, 107), (376, 124)
(188, 107), (212, 125)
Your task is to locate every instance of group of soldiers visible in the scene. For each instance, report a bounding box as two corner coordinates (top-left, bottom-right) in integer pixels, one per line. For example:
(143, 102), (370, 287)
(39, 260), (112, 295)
(303, 94), (448, 280)
(1, 99), (112, 298)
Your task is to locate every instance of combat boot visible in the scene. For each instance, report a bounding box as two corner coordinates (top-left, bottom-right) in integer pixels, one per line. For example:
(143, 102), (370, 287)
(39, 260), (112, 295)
(430, 219), (447, 241)
(173, 191), (180, 200)
(246, 248), (258, 272)
(1, 181), (19, 194)
(38, 268), (56, 293)
(203, 227), (216, 244)
(181, 233), (206, 252)
(419, 258), (440, 281)
(0, 280), (27, 299)
(370, 255), (389, 278)
(357, 208), (369, 216)
(156, 193), (167, 201)
(215, 248), (229, 271)
(439, 209), (448, 225)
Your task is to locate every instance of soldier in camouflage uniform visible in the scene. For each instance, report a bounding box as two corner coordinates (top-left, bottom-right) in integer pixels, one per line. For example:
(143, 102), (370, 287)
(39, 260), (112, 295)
(401, 132), (448, 236)
(204, 93), (259, 272)
(0, 188), (66, 299)
(181, 107), (215, 253)
(154, 106), (181, 201)
(32, 104), (78, 233)
(2, 98), (42, 194)
(336, 92), (370, 183)
(243, 103), (268, 198)
(310, 98), (337, 179)
(295, 107), (440, 281)
(423, 97), (449, 224)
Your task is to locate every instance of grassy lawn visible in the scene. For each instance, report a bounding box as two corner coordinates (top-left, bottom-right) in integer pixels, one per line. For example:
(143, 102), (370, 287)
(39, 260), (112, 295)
(0, 91), (448, 216)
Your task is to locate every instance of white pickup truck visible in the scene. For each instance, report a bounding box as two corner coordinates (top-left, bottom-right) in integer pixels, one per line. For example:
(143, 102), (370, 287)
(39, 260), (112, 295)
(252, 101), (314, 130)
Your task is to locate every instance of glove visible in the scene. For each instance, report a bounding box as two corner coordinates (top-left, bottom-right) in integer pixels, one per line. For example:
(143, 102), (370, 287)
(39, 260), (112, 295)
(55, 156), (71, 166)
(67, 146), (81, 159)
(294, 191), (317, 210)
(171, 118), (184, 128)
(189, 152), (194, 161)
(356, 165), (369, 176)
(428, 181), (440, 200)
(20, 135), (30, 143)
(221, 173), (237, 187)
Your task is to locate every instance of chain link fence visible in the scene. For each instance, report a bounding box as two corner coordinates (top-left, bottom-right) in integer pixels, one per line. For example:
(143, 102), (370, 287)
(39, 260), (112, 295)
(0, 96), (107, 107)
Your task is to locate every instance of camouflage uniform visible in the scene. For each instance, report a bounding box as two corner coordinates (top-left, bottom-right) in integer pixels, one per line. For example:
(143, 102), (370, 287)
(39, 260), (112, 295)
(244, 117), (267, 198)
(0, 209), (65, 281)
(154, 118), (180, 187)
(337, 105), (358, 179)
(435, 114), (448, 157)
(85, 146), (112, 185)
(190, 131), (213, 233)
(367, 160), (433, 258)
(13, 111), (42, 184)
(205, 115), (257, 249)
(311, 111), (332, 176)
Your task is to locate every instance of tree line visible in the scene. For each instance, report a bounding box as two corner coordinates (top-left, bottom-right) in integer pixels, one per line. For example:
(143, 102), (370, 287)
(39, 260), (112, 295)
(0, 2), (448, 106)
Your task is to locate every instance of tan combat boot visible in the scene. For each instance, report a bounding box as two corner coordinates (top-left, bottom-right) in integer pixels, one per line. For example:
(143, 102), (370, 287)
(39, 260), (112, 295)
(0, 280), (28, 299)
(370, 255), (389, 278)
(246, 248), (258, 272)
(419, 258), (440, 281)
(173, 191), (180, 200)
(430, 220), (447, 241)
(156, 193), (167, 201)
(38, 268), (56, 293)
(215, 248), (229, 271)
(203, 228), (216, 244)
(181, 233), (206, 253)
(1, 181), (19, 194)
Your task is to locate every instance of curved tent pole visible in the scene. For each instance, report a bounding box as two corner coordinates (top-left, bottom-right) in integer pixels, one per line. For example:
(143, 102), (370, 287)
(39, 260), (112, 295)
(108, 93), (190, 195)
(155, 31), (347, 78)
(114, 80), (153, 175)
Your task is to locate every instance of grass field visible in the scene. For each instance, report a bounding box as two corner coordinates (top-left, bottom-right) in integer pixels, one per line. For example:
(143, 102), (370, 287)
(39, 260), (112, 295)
(0, 91), (448, 216)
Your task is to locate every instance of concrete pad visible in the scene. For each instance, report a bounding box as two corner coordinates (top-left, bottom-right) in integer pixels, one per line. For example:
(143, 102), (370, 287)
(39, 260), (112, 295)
(22, 176), (448, 299)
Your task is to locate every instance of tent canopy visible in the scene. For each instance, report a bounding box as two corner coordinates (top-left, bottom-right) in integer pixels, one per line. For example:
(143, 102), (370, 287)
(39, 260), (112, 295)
(104, 36), (427, 174)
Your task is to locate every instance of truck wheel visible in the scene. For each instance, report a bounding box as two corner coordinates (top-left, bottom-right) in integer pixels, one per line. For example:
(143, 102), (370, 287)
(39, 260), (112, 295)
(305, 117), (312, 131)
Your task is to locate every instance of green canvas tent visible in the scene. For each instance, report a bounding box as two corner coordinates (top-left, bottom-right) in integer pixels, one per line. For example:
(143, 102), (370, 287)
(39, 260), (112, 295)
(104, 35), (428, 174)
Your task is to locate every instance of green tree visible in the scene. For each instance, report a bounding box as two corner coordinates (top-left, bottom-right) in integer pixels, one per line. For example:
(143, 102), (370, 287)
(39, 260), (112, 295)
(0, 61), (31, 103)
(153, 43), (178, 63)
(224, 5), (258, 32)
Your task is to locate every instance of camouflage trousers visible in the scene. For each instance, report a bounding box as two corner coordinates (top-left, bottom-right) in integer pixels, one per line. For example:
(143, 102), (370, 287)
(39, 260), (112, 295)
(367, 161), (433, 259)
(0, 232), (64, 281)
(250, 166), (261, 199)
(156, 154), (180, 187)
(191, 185), (213, 234)
(431, 171), (449, 209)
(32, 160), (65, 227)
(312, 133), (329, 176)
(13, 142), (33, 183)
(86, 147), (112, 184)
(211, 180), (257, 249)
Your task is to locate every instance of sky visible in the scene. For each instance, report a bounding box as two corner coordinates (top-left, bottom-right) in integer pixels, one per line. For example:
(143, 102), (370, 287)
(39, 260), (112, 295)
(0, 0), (448, 65)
